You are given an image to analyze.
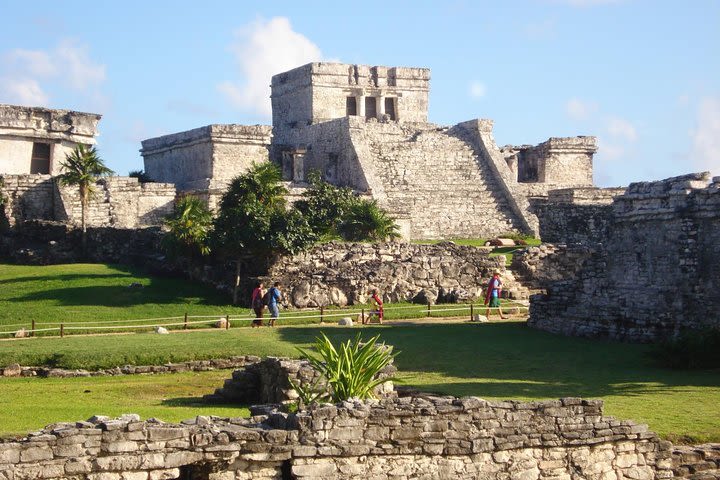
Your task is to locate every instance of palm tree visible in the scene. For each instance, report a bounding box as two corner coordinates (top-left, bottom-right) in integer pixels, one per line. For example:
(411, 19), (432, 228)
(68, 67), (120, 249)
(162, 195), (213, 258)
(338, 200), (400, 242)
(58, 144), (113, 254)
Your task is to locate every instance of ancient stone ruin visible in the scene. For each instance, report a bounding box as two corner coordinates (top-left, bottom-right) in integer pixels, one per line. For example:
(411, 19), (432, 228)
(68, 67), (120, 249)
(527, 172), (720, 342)
(141, 62), (598, 240)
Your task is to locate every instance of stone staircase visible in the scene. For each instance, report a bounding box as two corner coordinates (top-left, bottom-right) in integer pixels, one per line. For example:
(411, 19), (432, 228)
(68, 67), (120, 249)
(360, 123), (525, 239)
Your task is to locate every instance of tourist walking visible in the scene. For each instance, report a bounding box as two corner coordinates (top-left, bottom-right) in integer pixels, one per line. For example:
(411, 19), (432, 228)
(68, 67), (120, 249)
(484, 271), (508, 319)
(267, 282), (283, 327)
(250, 282), (265, 327)
(364, 289), (384, 324)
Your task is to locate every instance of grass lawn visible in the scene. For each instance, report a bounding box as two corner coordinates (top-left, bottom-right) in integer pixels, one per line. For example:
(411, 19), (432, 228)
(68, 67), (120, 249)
(1, 322), (718, 443)
(0, 263), (526, 335)
(0, 263), (248, 327)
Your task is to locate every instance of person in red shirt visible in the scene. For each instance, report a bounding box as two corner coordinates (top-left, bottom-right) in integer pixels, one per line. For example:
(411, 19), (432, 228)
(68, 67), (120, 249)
(250, 282), (265, 327)
(364, 289), (384, 324)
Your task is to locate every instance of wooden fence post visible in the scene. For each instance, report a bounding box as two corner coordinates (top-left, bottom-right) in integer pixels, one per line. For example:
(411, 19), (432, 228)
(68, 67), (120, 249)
(320, 306), (324, 324)
(31, 320), (35, 337)
(225, 314), (230, 330)
(427, 302), (431, 317)
(470, 304), (474, 322)
(184, 313), (188, 330)
(361, 308), (365, 324)
(60, 324), (64, 338)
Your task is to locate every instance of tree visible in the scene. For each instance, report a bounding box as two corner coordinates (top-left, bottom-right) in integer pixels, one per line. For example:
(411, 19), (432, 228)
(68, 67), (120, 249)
(128, 170), (154, 183)
(162, 195), (212, 259)
(212, 163), (317, 303)
(338, 199), (401, 242)
(295, 170), (359, 240)
(58, 144), (114, 254)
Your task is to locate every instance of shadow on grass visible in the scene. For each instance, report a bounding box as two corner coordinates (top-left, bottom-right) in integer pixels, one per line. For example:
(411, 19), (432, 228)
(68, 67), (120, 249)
(277, 322), (720, 399)
(0, 273), (134, 286)
(161, 397), (245, 410)
(7, 283), (235, 308)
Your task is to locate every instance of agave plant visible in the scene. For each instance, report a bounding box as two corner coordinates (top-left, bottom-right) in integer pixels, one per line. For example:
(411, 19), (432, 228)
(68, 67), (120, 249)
(338, 199), (400, 242)
(295, 333), (397, 403)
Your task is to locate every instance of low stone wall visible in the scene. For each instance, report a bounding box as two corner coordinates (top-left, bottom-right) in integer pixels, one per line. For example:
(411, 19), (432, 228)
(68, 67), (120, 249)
(204, 357), (396, 406)
(266, 241), (510, 307)
(0, 357), (260, 378)
(529, 173), (720, 342)
(0, 174), (175, 229)
(673, 444), (720, 479)
(0, 395), (677, 480)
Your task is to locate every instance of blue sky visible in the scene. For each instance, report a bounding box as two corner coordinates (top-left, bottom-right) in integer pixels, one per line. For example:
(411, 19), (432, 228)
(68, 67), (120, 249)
(2, 0), (718, 187)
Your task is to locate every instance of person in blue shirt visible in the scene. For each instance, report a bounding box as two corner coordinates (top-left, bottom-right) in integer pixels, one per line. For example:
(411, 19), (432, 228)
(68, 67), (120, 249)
(267, 282), (283, 327)
(484, 271), (508, 319)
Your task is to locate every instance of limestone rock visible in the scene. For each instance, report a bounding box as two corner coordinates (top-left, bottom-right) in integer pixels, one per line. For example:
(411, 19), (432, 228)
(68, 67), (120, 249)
(14, 328), (28, 338)
(214, 318), (228, 329)
(154, 326), (169, 334)
(338, 317), (353, 327)
(2, 364), (21, 377)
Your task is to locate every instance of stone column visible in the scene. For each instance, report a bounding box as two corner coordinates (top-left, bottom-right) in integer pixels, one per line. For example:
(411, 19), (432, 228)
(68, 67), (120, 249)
(357, 95), (365, 118)
(379, 96), (386, 117)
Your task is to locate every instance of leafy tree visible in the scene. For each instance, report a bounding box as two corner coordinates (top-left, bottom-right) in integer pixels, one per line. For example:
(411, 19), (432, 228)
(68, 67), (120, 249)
(212, 163), (317, 303)
(294, 333), (398, 404)
(338, 199), (400, 242)
(58, 144), (114, 254)
(295, 171), (358, 240)
(128, 170), (154, 183)
(162, 195), (212, 259)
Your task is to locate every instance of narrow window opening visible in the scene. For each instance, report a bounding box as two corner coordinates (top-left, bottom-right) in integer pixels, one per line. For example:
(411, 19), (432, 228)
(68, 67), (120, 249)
(365, 97), (377, 119)
(30, 143), (51, 174)
(346, 97), (357, 116)
(384, 98), (396, 121)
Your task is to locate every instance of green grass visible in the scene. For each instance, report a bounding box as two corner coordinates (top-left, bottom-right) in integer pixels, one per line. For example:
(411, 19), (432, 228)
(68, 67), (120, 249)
(1, 322), (718, 442)
(0, 371), (246, 437)
(413, 237), (542, 265)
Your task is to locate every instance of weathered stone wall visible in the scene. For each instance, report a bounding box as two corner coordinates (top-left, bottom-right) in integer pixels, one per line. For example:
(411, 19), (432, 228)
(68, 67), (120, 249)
(271, 62), (430, 139)
(0, 395), (675, 480)
(531, 187), (626, 244)
(205, 357), (396, 406)
(0, 174), (175, 229)
(0, 104), (100, 175)
(266, 241), (511, 308)
(511, 243), (597, 290)
(141, 125), (271, 192)
(529, 173), (720, 342)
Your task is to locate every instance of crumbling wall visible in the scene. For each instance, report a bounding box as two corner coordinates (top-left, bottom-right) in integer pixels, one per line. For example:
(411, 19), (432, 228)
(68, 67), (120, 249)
(267, 241), (513, 307)
(0, 174), (175, 229)
(531, 187), (626, 244)
(529, 173), (720, 342)
(0, 395), (675, 480)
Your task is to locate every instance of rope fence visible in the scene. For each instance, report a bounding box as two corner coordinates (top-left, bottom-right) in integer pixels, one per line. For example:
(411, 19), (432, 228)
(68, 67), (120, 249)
(0, 301), (530, 339)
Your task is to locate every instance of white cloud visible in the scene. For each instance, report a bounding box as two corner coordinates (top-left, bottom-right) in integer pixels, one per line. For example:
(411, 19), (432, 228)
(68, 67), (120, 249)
(690, 97), (720, 176)
(55, 39), (105, 90)
(0, 77), (48, 105)
(0, 39), (105, 107)
(469, 81), (486, 99)
(607, 116), (637, 142)
(218, 17), (323, 117)
(596, 137), (625, 161)
(566, 98), (598, 120)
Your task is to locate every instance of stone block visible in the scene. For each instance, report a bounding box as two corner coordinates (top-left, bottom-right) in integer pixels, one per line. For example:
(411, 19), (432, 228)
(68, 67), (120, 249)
(19, 446), (53, 462)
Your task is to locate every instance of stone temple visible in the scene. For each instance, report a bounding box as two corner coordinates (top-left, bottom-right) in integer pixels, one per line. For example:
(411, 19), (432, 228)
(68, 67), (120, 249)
(141, 62), (598, 239)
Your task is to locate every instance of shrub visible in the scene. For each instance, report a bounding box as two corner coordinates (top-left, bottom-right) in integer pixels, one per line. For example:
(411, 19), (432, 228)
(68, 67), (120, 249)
(295, 333), (398, 404)
(651, 328), (720, 369)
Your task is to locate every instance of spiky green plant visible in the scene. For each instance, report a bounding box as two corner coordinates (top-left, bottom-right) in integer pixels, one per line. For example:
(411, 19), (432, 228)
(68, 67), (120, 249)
(296, 333), (398, 403)
(338, 199), (400, 242)
(163, 195), (213, 258)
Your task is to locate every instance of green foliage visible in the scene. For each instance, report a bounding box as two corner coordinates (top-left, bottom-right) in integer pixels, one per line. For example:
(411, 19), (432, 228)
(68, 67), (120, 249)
(338, 199), (401, 242)
(295, 171), (358, 240)
(297, 171), (401, 242)
(296, 333), (397, 403)
(163, 195), (213, 258)
(58, 144), (114, 199)
(128, 170), (154, 183)
(212, 163), (315, 259)
(651, 328), (720, 369)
